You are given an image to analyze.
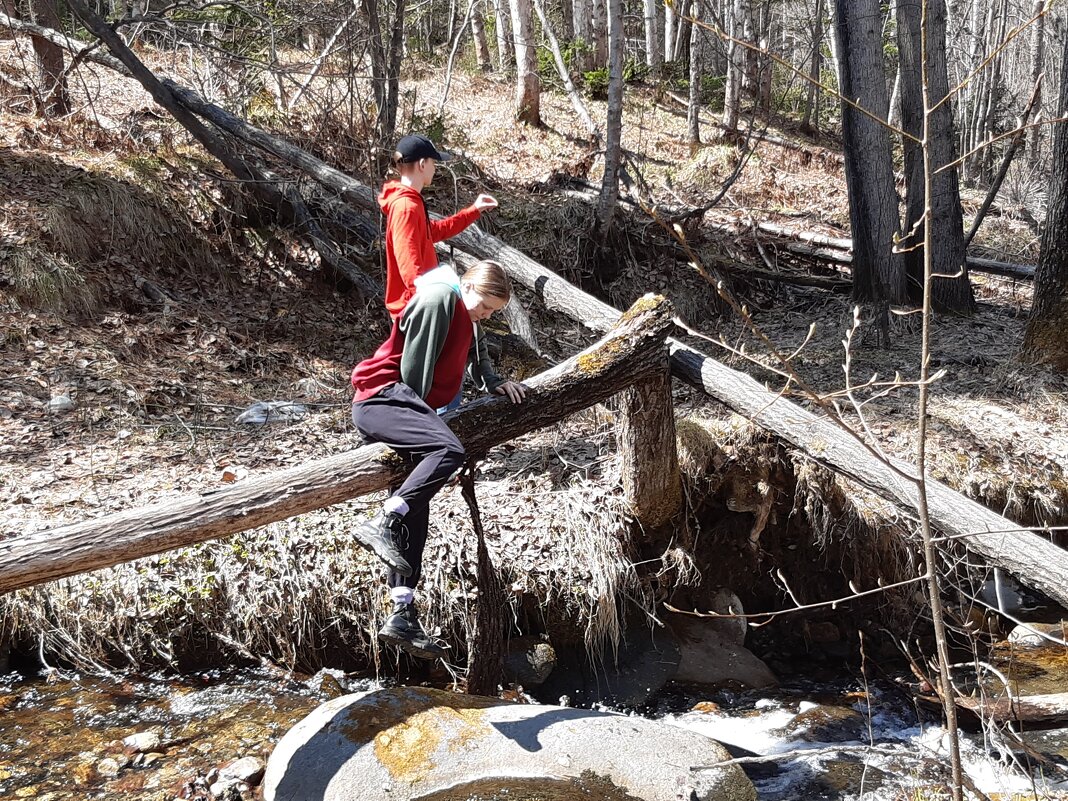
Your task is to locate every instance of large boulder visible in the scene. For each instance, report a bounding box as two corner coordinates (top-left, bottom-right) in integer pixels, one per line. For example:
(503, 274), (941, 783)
(668, 613), (777, 689)
(263, 687), (756, 801)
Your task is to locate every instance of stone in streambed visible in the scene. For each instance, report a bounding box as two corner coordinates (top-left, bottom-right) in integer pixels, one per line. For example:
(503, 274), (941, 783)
(262, 686), (756, 801)
(668, 613), (777, 690)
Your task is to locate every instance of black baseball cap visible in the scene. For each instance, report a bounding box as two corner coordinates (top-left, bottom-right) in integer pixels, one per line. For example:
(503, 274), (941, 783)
(395, 134), (452, 163)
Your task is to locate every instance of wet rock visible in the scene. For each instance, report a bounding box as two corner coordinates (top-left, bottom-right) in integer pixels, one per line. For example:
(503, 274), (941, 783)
(806, 621), (841, 644)
(810, 755), (888, 795)
(776, 703), (868, 743)
(123, 731), (162, 753)
(534, 625), (680, 707)
(219, 756), (265, 786)
(692, 701), (721, 713)
(1015, 726), (1068, 767)
(1008, 621), (1067, 646)
(503, 635), (557, 687)
(47, 395), (75, 414)
(668, 614), (777, 690)
(96, 757), (122, 777)
(263, 686), (756, 801)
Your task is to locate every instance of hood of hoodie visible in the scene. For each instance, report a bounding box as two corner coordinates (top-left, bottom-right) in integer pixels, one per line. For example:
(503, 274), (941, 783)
(413, 264), (462, 297)
(378, 181), (426, 214)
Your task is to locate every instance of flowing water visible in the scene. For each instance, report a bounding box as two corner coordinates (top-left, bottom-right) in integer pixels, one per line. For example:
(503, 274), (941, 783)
(1, 646), (1067, 801)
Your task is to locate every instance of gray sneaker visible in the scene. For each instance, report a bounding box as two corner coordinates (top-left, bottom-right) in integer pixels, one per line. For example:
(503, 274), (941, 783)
(353, 512), (413, 577)
(378, 602), (448, 660)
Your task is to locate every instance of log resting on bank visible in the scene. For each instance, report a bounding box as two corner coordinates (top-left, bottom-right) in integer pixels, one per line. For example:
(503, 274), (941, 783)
(0, 298), (674, 595)
(435, 231), (1068, 611)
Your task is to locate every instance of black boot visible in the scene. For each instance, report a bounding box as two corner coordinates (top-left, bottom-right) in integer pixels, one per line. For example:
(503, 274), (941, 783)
(378, 602), (447, 660)
(353, 512), (413, 577)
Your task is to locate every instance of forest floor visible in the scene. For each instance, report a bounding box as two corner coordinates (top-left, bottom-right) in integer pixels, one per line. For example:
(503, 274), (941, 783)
(1, 41), (1067, 669)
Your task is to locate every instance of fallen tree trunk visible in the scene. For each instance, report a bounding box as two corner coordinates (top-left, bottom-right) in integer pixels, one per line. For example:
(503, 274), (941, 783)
(954, 693), (1068, 726)
(0, 297), (674, 594)
(438, 223), (1068, 610)
(750, 221), (1036, 281)
(0, 10), (382, 299)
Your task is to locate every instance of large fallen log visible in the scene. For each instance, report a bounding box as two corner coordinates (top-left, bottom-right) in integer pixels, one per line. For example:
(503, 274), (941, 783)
(437, 227), (1068, 611)
(0, 297), (674, 594)
(956, 693), (1068, 726)
(750, 221), (1036, 281)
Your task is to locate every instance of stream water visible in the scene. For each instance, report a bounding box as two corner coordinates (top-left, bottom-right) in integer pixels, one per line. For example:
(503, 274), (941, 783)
(1, 645), (1067, 801)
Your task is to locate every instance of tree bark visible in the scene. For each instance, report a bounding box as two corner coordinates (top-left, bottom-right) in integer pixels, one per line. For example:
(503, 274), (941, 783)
(722, 0), (744, 132)
(618, 361), (682, 529)
(1023, 31), (1068, 371)
(833, 0), (903, 310)
(594, 0), (623, 232)
(1028, 0), (1046, 163)
(687, 0), (703, 144)
(510, 0), (541, 125)
(589, 0), (607, 66)
(643, 0), (660, 74)
(0, 298), (675, 594)
(494, 0), (514, 71)
(896, 0), (974, 313)
(663, 0), (674, 65)
(800, 0), (823, 133)
(471, 0), (493, 72)
(29, 0), (69, 116)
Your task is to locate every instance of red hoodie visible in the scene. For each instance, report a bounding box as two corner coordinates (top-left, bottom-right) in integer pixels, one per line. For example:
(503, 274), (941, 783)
(378, 182), (481, 318)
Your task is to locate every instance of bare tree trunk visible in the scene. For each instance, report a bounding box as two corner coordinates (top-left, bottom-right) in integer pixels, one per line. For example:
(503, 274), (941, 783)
(591, 0), (608, 66)
(663, 0), (674, 65)
(897, 0), (974, 313)
(1028, 0), (1046, 163)
(30, 0), (70, 116)
(510, 0), (541, 124)
(557, 0), (574, 40)
(618, 362), (682, 530)
(722, 0), (744, 132)
(800, 0), (823, 132)
(494, 0), (514, 71)
(595, 0), (623, 232)
(1024, 32), (1068, 371)
(687, 0), (703, 144)
(834, 0), (903, 310)
(643, 0), (661, 74)
(532, 0), (601, 139)
(672, 0), (691, 64)
(573, 0), (593, 70)
(383, 0), (406, 142)
(471, 0), (492, 71)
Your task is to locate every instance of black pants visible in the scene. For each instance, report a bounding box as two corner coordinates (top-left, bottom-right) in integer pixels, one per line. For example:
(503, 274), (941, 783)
(352, 383), (465, 588)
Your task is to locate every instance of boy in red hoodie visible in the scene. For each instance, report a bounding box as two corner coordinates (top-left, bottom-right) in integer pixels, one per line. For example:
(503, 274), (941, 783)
(380, 134), (498, 318)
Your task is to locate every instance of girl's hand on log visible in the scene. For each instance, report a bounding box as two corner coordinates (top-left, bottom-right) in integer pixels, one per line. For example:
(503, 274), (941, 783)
(474, 194), (498, 212)
(494, 381), (527, 404)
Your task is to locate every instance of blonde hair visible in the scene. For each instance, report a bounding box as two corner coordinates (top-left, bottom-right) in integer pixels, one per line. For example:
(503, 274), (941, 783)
(463, 260), (511, 302)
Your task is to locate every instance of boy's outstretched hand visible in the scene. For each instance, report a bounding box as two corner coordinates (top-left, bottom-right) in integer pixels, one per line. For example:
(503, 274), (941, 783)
(474, 194), (499, 212)
(494, 381), (527, 404)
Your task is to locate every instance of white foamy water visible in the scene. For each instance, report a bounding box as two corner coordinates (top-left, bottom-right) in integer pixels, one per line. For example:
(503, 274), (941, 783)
(659, 686), (1068, 800)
